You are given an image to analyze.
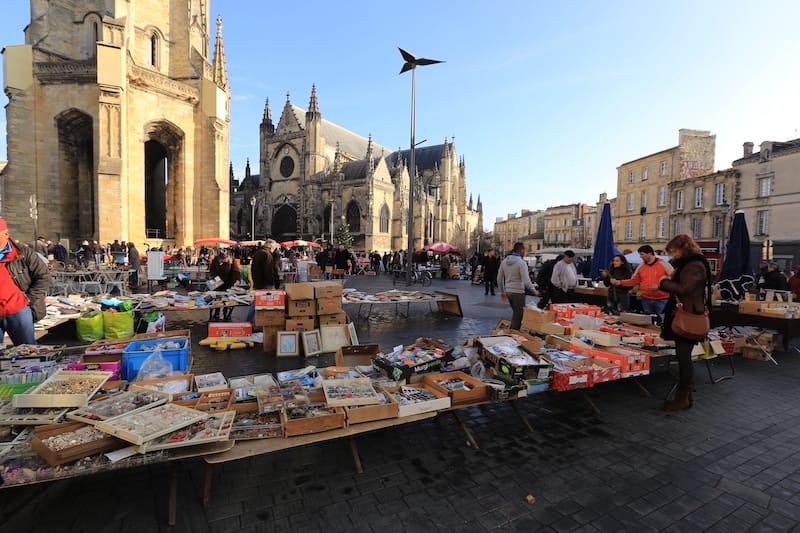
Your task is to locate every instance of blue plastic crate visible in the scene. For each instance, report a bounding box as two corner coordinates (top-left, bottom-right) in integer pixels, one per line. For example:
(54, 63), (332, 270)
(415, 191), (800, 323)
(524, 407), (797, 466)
(122, 339), (189, 380)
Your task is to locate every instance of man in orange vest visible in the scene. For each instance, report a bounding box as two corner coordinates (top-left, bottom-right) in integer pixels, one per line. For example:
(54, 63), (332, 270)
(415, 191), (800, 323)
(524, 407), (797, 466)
(611, 245), (673, 323)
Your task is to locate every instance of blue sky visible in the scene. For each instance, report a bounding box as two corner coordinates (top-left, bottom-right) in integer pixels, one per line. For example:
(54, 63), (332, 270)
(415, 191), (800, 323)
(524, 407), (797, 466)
(2, 1), (800, 230)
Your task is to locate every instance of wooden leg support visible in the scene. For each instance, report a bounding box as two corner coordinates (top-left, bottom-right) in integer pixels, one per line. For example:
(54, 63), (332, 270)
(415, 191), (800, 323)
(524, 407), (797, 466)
(451, 411), (479, 449)
(203, 463), (213, 508)
(348, 437), (364, 474)
(509, 400), (533, 432)
(632, 377), (652, 398)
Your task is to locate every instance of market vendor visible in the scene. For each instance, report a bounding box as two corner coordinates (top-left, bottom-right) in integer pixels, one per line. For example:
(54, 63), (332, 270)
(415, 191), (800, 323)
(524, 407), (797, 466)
(0, 217), (51, 345)
(209, 249), (241, 321)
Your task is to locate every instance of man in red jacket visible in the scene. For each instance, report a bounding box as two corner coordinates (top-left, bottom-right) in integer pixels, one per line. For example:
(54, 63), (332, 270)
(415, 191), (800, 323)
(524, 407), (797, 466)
(0, 218), (51, 345)
(611, 245), (673, 323)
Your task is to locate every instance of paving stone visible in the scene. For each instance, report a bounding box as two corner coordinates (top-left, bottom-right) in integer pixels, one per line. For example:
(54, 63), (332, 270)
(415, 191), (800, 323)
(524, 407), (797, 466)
(717, 478), (772, 508)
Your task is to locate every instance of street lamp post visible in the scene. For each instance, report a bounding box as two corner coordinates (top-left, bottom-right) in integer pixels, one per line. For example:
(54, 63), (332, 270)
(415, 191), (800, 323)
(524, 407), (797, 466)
(250, 196), (257, 240)
(399, 48), (443, 284)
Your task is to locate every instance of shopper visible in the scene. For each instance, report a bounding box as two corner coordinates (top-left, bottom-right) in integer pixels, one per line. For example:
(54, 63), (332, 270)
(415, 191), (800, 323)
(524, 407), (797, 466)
(601, 254), (634, 314)
(481, 249), (501, 295)
(612, 245), (673, 323)
(0, 217), (51, 345)
(497, 242), (536, 330)
(535, 255), (562, 309)
(550, 250), (578, 303)
(247, 240), (281, 324)
(659, 234), (711, 411)
(127, 241), (141, 289)
(440, 253), (451, 280)
(209, 249), (240, 321)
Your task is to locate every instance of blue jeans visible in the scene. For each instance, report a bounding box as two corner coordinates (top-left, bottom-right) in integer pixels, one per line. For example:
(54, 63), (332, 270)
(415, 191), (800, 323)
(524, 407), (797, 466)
(641, 298), (668, 321)
(1, 306), (36, 346)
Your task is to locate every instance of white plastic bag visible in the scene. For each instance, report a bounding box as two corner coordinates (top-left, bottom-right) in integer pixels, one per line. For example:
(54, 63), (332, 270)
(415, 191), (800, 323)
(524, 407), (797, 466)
(134, 347), (174, 381)
(572, 314), (605, 331)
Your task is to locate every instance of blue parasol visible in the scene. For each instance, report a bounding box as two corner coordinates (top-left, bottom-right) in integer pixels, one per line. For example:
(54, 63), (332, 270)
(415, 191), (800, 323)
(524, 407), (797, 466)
(590, 203), (619, 280)
(719, 211), (753, 281)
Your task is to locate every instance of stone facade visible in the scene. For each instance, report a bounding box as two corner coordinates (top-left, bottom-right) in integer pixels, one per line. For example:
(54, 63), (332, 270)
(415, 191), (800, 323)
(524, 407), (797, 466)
(1, 0), (230, 249)
(239, 88), (481, 253)
(492, 209), (544, 254)
(615, 129), (715, 251)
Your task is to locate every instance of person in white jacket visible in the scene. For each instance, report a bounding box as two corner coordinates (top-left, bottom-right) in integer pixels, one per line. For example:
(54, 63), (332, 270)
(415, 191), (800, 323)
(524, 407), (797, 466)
(497, 242), (536, 330)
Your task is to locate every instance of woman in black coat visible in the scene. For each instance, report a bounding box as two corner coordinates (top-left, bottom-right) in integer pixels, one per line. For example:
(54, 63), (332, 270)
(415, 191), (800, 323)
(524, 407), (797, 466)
(658, 234), (711, 411)
(600, 254), (633, 314)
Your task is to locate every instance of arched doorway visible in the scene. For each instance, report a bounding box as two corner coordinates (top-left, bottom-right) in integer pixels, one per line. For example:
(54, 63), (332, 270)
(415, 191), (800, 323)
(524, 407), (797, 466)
(55, 109), (95, 241)
(272, 204), (297, 240)
(143, 121), (183, 242)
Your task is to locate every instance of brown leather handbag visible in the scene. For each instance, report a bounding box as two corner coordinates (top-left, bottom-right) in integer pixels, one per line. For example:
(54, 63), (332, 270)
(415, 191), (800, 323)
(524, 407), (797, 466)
(671, 298), (710, 341)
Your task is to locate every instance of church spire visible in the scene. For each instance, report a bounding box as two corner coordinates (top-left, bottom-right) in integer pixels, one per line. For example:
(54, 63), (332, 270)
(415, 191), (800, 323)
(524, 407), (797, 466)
(245, 158), (251, 178)
(468, 193), (473, 210)
(307, 84), (320, 121)
(366, 134), (375, 173)
(261, 97), (275, 136)
(212, 15), (228, 89)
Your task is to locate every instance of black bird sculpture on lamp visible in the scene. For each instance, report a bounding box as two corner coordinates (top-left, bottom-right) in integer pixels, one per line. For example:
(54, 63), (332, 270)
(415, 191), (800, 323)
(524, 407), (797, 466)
(398, 47), (444, 73)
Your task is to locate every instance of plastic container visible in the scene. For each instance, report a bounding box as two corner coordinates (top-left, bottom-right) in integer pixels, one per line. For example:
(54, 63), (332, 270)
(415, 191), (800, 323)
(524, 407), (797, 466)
(122, 339), (189, 380)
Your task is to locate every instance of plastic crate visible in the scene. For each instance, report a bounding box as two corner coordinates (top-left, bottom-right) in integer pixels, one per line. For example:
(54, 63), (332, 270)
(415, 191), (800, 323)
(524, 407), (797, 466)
(122, 339), (189, 380)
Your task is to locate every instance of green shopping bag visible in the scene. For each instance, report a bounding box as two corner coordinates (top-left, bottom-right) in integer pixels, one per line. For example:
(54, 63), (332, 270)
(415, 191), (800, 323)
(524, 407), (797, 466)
(103, 309), (135, 340)
(76, 310), (104, 342)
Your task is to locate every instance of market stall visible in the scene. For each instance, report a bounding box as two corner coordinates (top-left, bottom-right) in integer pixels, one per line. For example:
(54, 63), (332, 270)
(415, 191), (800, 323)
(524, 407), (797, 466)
(342, 289), (463, 319)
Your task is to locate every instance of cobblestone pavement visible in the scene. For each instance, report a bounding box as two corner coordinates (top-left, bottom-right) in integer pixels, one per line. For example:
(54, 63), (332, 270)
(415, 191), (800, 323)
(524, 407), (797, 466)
(2, 274), (800, 532)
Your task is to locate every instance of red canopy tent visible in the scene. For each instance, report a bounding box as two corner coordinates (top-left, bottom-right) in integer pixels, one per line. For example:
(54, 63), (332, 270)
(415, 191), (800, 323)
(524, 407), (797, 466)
(281, 240), (322, 249)
(424, 242), (462, 255)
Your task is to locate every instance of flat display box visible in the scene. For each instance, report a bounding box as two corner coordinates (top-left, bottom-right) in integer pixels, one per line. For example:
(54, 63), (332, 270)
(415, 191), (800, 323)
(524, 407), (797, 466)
(139, 410), (235, 453)
(230, 402), (283, 440)
(67, 388), (170, 425)
(422, 371), (490, 407)
(343, 390), (399, 424)
(95, 403), (208, 446)
(174, 389), (235, 413)
(382, 384), (451, 417)
(195, 372), (228, 392)
(31, 421), (124, 467)
(313, 281), (343, 298)
(208, 322), (252, 338)
(0, 403), (70, 426)
(281, 405), (345, 437)
(12, 370), (112, 408)
(129, 373), (194, 401)
(619, 313), (653, 326)
(254, 310), (286, 328)
(321, 378), (382, 407)
(284, 283), (315, 301)
(253, 290), (286, 310)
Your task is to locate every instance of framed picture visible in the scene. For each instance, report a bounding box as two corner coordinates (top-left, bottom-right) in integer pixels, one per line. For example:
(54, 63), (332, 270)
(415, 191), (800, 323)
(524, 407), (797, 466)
(347, 322), (359, 346)
(276, 331), (300, 357)
(320, 325), (349, 353)
(301, 329), (323, 357)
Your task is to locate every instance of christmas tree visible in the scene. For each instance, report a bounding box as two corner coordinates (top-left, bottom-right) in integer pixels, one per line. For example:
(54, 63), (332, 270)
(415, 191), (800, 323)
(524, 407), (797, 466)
(335, 222), (353, 249)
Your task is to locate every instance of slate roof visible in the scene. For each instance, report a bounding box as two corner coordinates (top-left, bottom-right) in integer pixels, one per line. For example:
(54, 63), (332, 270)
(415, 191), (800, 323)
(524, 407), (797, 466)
(732, 138), (800, 165)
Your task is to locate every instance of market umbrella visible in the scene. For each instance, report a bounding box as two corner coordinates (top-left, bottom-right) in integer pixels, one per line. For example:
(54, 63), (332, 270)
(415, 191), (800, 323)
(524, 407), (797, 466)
(424, 241), (462, 255)
(193, 238), (236, 246)
(589, 202), (619, 280)
(237, 240), (262, 247)
(719, 210), (754, 281)
(281, 240), (322, 249)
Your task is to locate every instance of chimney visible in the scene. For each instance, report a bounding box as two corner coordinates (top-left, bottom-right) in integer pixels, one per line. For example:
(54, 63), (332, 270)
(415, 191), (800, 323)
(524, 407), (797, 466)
(743, 142), (754, 157)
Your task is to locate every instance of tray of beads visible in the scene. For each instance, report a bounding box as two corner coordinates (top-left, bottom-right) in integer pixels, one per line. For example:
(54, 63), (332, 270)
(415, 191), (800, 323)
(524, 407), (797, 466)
(321, 378), (382, 407)
(382, 384), (451, 417)
(12, 370), (112, 408)
(139, 410), (235, 453)
(230, 402), (283, 440)
(173, 389), (235, 413)
(0, 399), (69, 425)
(66, 389), (171, 425)
(280, 403), (345, 437)
(343, 389), (399, 424)
(30, 421), (125, 466)
(94, 403), (208, 445)
(128, 373), (194, 401)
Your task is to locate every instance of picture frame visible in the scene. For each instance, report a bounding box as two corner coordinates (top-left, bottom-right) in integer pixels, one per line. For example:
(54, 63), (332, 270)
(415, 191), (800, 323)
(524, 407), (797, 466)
(276, 331), (300, 357)
(347, 322), (359, 346)
(320, 325), (349, 353)
(301, 329), (323, 357)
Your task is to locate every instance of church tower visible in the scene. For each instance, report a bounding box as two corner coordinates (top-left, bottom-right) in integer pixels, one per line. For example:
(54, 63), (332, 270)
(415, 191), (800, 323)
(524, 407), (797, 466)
(1, 0), (230, 247)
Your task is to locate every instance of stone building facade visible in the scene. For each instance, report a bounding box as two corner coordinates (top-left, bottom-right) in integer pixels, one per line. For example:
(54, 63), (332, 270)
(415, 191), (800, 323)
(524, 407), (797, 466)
(615, 129), (716, 251)
(245, 87), (480, 253)
(492, 209), (544, 255)
(1, 0), (230, 248)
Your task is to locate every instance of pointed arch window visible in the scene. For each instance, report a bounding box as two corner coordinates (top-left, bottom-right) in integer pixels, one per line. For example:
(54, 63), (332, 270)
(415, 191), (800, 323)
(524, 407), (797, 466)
(346, 201), (361, 232)
(379, 204), (390, 233)
(150, 33), (160, 68)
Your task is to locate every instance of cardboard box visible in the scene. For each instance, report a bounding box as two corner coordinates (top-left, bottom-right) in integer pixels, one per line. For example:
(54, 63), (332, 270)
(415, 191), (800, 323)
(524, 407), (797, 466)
(281, 406), (345, 437)
(208, 322), (252, 338)
(575, 330), (621, 347)
(262, 327), (281, 353)
(475, 335), (551, 381)
(619, 312), (653, 326)
(316, 297), (343, 315)
(335, 344), (381, 367)
(253, 290), (286, 310)
(528, 321), (568, 336)
(590, 358), (622, 384)
(254, 309), (286, 328)
(343, 391), (399, 424)
(284, 282), (315, 301)
(318, 312), (348, 326)
(313, 280), (343, 298)
(422, 371), (490, 407)
(550, 303), (602, 320)
(742, 345), (771, 361)
(541, 353), (594, 391)
(285, 317), (315, 332)
(521, 307), (556, 329)
(286, 298), (316, 317)
(382, 384), (451, 417)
